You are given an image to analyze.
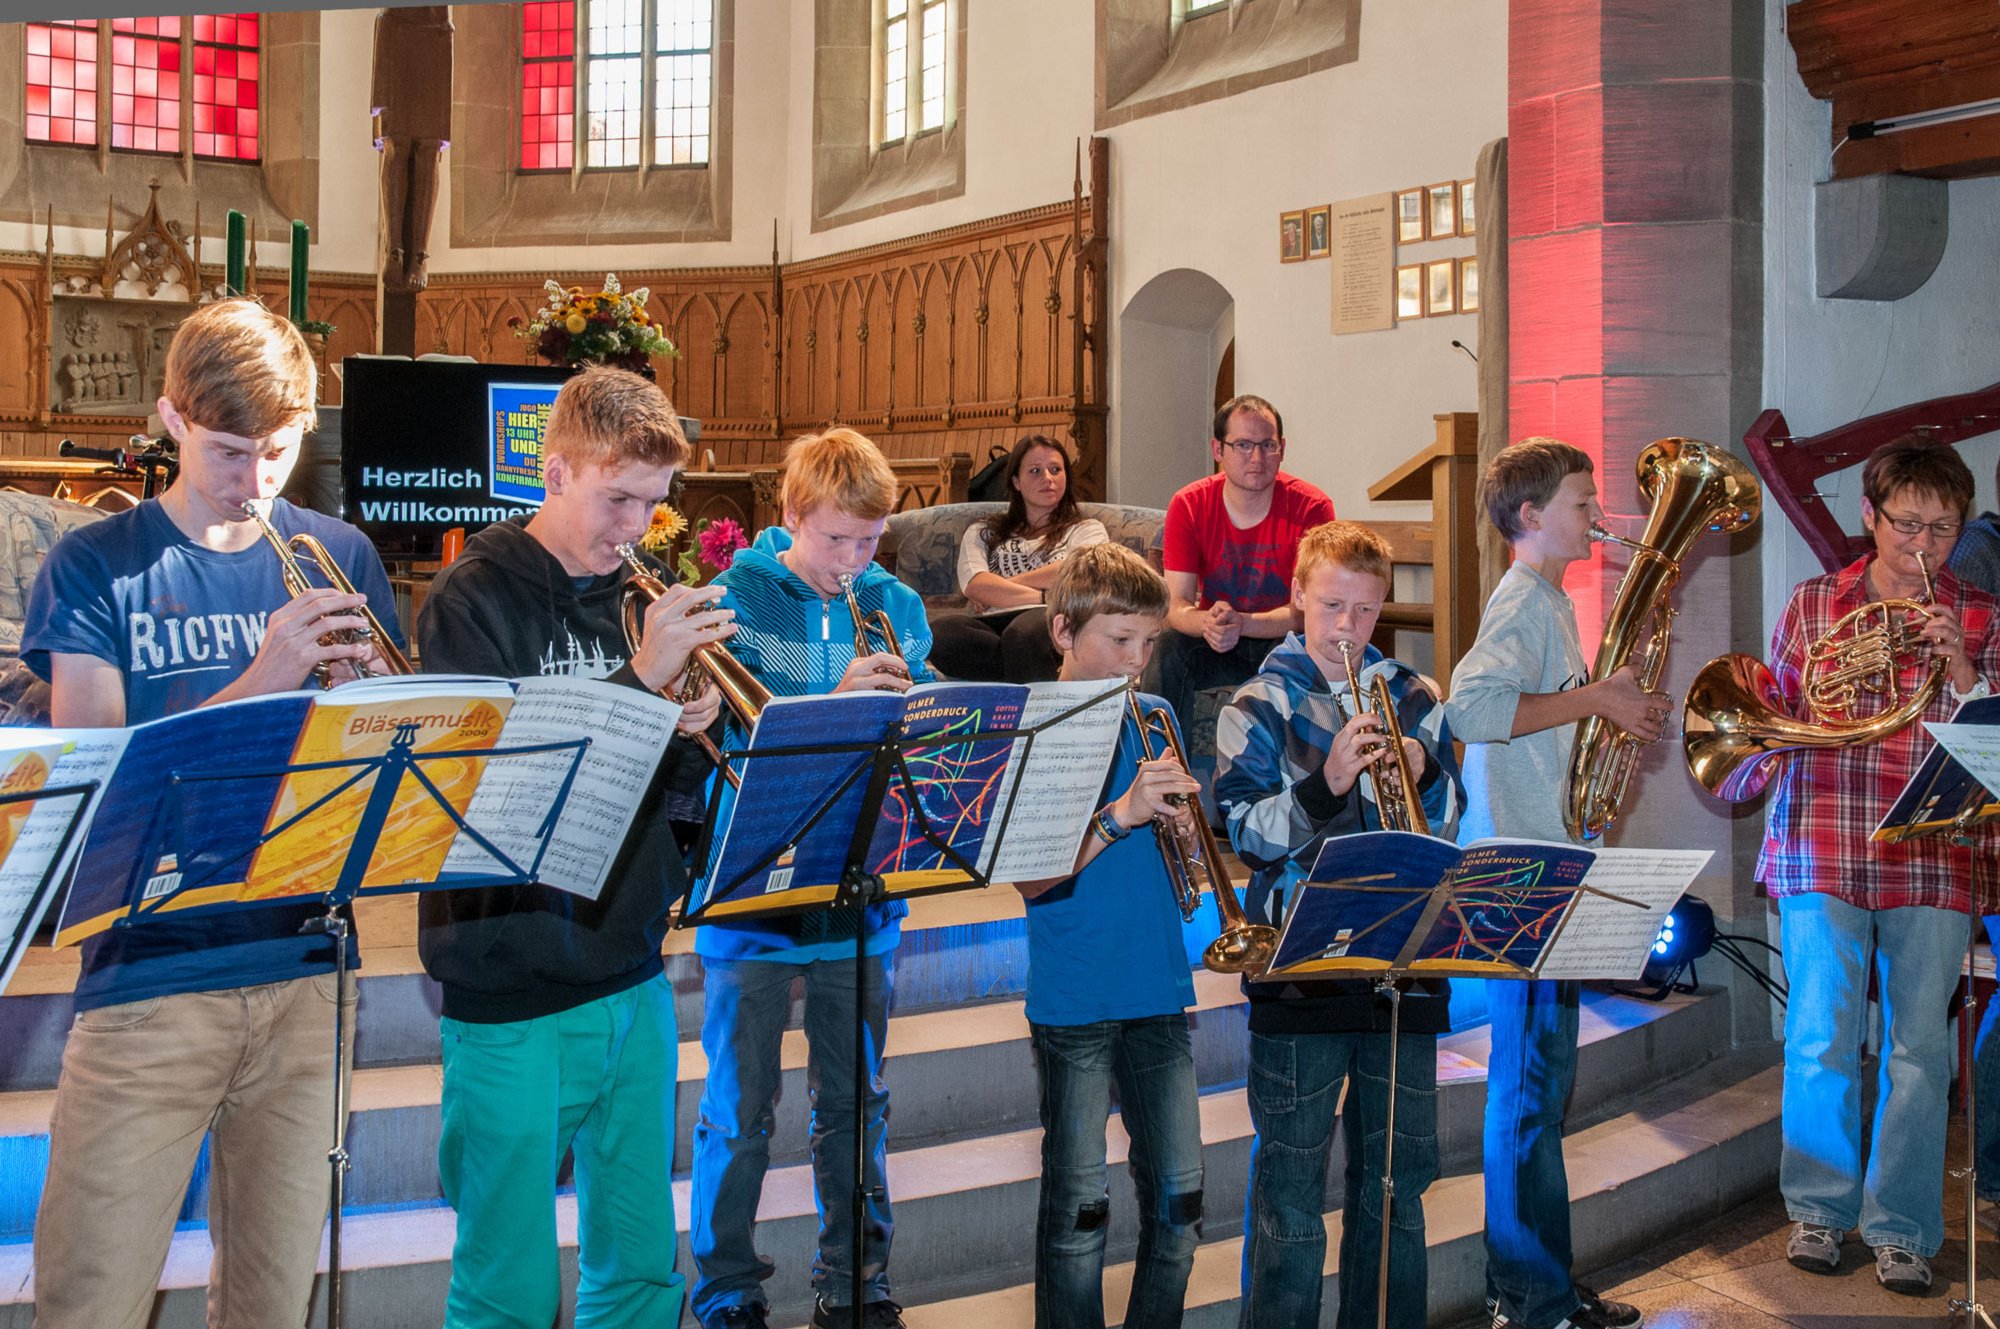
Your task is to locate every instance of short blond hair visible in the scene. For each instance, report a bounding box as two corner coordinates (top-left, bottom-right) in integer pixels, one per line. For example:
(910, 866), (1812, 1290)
(543, 366), (690, 472)
(161, 298), (316, 438)
(1048, 543), (1168, 636)
(1293, 520), (1392, 590)
(780, 427), (897, 521)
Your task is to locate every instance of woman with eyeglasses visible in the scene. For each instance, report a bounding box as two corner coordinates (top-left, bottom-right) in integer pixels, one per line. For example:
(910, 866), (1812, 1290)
(928, 434), (1108, 682)
(1762, 436), (2000, 1296)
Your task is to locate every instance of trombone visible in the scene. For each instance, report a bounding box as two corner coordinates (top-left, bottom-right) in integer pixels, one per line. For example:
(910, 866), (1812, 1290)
(242, 501), (411, 688)
(1127, 693), (1278, 975)
(615, 544), (770, 788)
(1335, 641), (1431, 837)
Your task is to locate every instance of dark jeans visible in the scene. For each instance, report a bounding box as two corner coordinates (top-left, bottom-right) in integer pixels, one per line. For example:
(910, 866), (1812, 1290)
(1241, 1028), (1438, 1329)
(1483, 979), (1582, 1328)
(928, 606), (1061, 682)
(1156, 631), (1277, 738)
(1031, 1015), (1204, 1329)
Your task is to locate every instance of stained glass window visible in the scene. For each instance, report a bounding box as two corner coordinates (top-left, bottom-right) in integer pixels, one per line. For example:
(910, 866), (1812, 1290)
(917, 0), (944, 133)
(110, 16), (181, 155)
(25, 19), (99, 148)
(520, 0), (714, 173)
(881, 0), (946, 145)
(191, 13), (260, 161)
(654, 0), (712, 166)
(520, 1), (576, 169)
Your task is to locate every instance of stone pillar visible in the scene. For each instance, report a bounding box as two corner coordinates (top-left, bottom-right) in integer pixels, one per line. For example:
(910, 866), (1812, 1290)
(1508, 2), (1768, 927)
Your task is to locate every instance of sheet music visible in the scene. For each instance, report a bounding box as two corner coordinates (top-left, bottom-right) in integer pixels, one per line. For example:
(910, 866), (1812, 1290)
(1922, 721), (2000, 805)
(1531, 847), (1711, 982)
(983, 680), (1127, 882)
(445, 677), (681, 900)
(0, 729), (125, 994)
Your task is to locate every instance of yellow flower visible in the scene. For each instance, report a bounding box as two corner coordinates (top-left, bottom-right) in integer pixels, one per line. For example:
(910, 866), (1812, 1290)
(564, 313), (588, 335)
(639, 504), (687, 552)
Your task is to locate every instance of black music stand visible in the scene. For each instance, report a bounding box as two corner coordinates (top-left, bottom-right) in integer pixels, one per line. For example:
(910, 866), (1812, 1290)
(0, 779), (105, 995)
(102, 721), (590, 1329)
(681, 683), (1127, 1329)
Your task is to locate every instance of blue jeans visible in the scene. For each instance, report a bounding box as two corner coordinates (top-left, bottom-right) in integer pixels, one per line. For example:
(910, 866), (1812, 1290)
(1977, 916), (2000, 1202)
(1241, 1028), (1439, 1329)
(437, 973), (683, 1329)
(1031, 1015), (1204, 1329)
(1482, 979), (1581, 1329)
(1779, 894), (1967, 1256)
(690, 953), (894, 1323)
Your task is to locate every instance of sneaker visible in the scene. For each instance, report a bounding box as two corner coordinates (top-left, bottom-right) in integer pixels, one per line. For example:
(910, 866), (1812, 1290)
(1786, 1222), (1843, 1274)
(810, 1298), (907, 1329)
(1570, 1286), (1642, 1328)
(1874, 1245), (1933, 1295)
(701, 1307), (770, 1329)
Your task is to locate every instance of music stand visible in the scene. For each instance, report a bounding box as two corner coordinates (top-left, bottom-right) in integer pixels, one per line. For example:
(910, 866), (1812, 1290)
(0, 779), (105, 996)
(106, 721), (591, 1329)
(1274, 832), (1700, 1329)
(682, 682), (1128, 1329)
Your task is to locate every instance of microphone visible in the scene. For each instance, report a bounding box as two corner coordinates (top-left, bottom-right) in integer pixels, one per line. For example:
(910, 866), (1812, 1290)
(1450, 340), (1479, 364)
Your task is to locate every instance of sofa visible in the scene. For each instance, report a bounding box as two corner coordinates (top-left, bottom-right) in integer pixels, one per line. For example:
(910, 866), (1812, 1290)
(0, 490), (110, 725)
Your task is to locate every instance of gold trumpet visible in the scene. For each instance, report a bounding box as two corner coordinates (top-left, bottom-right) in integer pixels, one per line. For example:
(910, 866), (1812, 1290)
(1335, 641), (1430, 837)
(616, 544), (771, 788)
(242, 501), (411, 688)
(1127, 693), (1278, 975)
(837, 572), (910, 682)
(1684, 550), (1946, 803)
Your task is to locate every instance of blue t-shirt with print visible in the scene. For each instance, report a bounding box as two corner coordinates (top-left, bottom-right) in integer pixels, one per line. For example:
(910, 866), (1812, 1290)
(1023, 695), (1199, 1026)
(22, 497), (405, 1010)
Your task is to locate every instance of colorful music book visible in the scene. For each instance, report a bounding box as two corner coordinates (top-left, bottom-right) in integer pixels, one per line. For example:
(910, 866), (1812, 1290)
(1264, 830), (1711, 983)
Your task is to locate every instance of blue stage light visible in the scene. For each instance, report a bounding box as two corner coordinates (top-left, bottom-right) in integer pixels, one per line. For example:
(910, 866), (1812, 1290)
(1638, 895), (1715, 998)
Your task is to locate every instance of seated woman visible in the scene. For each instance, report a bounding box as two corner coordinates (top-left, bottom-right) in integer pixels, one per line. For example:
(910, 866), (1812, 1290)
(929, 435), (1107, 682)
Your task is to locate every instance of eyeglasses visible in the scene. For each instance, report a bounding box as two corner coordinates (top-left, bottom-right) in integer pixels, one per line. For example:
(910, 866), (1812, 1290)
(1221, 438), (1284, 457)
(1878, 511), (1964, 539)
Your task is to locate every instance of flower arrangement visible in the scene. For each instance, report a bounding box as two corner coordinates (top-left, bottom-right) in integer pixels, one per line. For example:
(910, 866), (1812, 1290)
(638, 506), (749, 585)
(512, 273), (676, 372)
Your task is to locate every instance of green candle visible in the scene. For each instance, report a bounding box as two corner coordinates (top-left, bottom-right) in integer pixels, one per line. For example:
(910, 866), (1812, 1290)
(289, 219), (308, 324)
(225, 209), (245, 297)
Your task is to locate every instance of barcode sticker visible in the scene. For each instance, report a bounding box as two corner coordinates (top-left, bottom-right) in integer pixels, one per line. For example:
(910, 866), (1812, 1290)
(762, 866), (795, 895)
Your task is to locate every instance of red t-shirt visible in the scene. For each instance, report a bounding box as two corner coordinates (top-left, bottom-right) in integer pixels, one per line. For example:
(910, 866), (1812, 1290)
(1161, 472), (1336, 614)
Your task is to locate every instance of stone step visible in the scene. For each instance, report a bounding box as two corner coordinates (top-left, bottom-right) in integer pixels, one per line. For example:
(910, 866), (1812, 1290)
(0, 1024), (1773, 1329)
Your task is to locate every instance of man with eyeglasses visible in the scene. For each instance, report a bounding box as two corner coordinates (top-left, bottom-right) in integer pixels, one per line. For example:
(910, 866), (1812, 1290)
(1158, 394), (1334, 747)
(1763, 437), (1999, 1296)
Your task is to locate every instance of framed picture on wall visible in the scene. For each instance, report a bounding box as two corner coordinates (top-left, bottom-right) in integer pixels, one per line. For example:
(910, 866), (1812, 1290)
(1425, 258), (1457, 316)
(1459, 256), (1481, 313)
(1458, 178), (1478, 237)
(1306, 205), (1332, 259)
(1426, 183), (1458, 239)
(1396, 189), (1425, 245)
(1280, 210), (1307, 263)
(1396, 264), (1424, 320)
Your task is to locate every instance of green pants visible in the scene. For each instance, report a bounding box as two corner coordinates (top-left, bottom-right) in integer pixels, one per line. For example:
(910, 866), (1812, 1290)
(438, 972), (684, 1329)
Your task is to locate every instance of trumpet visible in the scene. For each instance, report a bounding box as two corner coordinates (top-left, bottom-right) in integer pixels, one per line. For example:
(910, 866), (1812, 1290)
(837, 572), (910, 682)
(1335, 641), (1431, 837)
(1683, 550), (1946, 803)
(242, 501), (411, 688)
(1128, 693), (1278, 975)
(615, 544), (770, 789)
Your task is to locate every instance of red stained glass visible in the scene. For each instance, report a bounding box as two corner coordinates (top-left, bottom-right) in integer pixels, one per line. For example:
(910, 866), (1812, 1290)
(25, 20), (98, 147)
(520, 2), (576, 170)
(109, 18), (178, 155)
(192, 14), (259, 161)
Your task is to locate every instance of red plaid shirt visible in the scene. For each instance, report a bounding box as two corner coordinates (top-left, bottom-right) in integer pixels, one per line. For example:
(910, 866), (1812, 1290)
(1757, 556), (2000, 912)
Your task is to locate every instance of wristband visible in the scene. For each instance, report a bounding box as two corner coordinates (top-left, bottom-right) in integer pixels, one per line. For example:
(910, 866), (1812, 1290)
(1091, 808), (1131, 846)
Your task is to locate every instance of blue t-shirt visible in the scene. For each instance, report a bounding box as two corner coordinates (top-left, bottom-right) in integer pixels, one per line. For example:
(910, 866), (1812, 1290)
(1023, 697), (1199, 1026)
(22, 497), (404, 1010)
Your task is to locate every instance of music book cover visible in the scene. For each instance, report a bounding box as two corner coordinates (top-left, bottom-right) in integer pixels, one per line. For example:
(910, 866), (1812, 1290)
(865, 682), (1026, 891)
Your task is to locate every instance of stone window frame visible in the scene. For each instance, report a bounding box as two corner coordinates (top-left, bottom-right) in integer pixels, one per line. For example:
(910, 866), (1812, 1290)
(451, 0), (736, 249)
(812, 0), (967, 234)
(0, 11), (317, 234)
(1096, 0), (1361, 131)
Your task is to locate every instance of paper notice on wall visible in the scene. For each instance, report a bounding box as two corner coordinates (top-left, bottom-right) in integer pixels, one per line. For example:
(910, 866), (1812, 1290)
(1332, 193), (1395, 335)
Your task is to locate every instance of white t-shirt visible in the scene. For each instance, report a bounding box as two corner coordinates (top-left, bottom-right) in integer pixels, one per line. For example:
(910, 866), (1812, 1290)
(955, 518), (1110, 590)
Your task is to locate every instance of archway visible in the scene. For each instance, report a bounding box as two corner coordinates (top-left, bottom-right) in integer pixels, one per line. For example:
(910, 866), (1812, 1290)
(1113, 268), (1233, 510)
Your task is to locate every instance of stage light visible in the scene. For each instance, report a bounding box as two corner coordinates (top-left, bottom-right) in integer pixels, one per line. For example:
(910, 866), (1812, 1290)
(1636, 893), (1715, 1000)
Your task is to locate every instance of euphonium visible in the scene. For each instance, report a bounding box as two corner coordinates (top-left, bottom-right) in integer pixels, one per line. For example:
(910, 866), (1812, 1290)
(1563, 438), (1761, 840)
(242, 501), (413, 688)
(616, 544), (771, 788)
(1684, 550), (1946, 803)
(1335, 641), (1430, 837)
(1127, 693), (1278, 975)
(837, 572), (909, 677)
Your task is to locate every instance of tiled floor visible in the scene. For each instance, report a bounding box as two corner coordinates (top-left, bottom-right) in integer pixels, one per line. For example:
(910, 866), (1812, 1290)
(1448, 1127), (2000, 1329)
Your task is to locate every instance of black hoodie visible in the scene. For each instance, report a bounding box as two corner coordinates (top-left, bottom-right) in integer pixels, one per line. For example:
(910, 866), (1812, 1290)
(414, 516), (706, 1023)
